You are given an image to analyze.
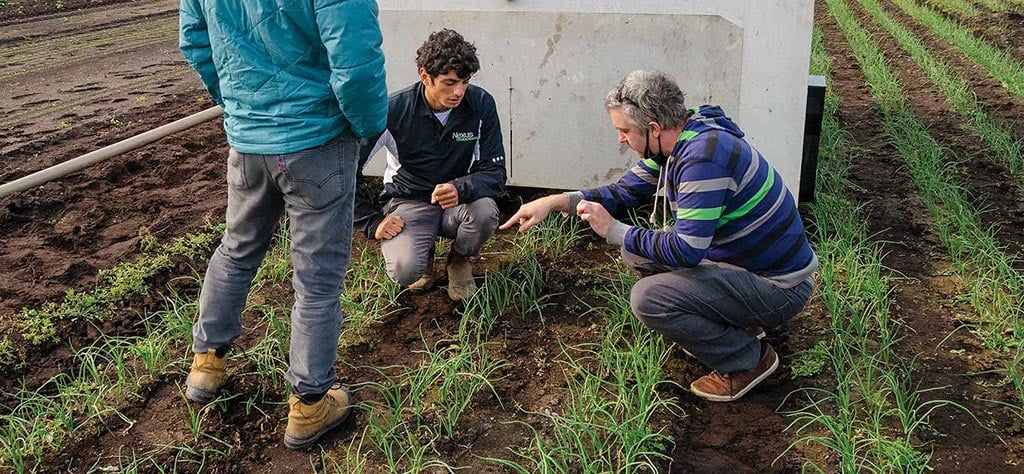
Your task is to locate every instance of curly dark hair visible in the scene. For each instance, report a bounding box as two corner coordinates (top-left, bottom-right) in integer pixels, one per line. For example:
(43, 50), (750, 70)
(415, 29), (480, 79)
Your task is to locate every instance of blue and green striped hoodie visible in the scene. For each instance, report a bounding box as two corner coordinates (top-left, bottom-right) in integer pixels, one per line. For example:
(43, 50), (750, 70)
(571, 105), (817, 288)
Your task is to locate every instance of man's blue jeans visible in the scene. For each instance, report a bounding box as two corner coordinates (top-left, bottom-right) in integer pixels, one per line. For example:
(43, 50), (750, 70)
(624, 249), (814, 374)
(192, 136), (358, 398)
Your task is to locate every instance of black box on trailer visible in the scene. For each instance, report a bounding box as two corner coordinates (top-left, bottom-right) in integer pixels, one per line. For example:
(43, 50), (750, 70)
(801, 75), (827, 203)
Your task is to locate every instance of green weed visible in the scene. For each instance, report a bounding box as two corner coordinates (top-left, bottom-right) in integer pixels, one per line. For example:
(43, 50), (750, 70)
(791, 340), (830, 377)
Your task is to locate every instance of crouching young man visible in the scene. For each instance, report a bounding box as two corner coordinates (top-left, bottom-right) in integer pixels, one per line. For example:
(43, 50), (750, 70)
(501, 70), (817, 402)
(355, 29), (506, 301)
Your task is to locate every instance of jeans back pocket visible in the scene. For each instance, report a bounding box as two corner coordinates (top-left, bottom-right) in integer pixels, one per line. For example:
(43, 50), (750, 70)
(277, 139), (357, 210)
(227, 149), (249, 190)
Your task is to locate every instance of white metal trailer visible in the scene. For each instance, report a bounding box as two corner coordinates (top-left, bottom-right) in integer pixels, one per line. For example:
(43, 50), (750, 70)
(366, 0), (817, 197)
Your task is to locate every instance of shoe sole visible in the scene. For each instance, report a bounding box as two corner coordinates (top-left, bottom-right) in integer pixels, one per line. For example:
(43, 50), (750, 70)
(689, 354), (780, 402)
(185, 385), (218, 404)
(283, 406), (352, 450)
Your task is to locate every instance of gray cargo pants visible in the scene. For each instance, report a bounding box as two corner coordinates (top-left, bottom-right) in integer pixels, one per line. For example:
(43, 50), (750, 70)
(192, 136), (359, 398)
(380, 197), (499, 286)
(624, 249), (813, 373)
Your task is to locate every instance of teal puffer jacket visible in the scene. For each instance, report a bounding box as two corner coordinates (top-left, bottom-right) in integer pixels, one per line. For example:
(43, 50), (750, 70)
(179, 0), (387, 154)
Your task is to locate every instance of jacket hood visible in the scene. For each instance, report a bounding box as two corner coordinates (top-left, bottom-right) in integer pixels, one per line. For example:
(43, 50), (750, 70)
(685, 105), (745, 138)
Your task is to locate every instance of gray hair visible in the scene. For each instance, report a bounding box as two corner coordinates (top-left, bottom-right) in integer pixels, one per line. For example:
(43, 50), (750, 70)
(604, 70), (688, 129)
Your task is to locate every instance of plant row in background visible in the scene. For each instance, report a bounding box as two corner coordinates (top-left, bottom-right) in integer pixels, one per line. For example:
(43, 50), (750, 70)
(855, 0), (1023, 180)
(828, 0), (1024, 402)
(892, 0), (1024, 99)
(12, 224), (222, 349)
(972, 0), (1019, 13)
(924, 0), (979, 17)
(0, 17), (179, 83)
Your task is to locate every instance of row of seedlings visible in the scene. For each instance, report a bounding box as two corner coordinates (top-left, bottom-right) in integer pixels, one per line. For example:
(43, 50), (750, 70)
(781, 25), (947, 472)
(487, 213), (685, 471)
(854, 0), (1022, 179)
(322, 217), (575, 472)
(826, 0), (1024, 402)
(924, 0), (979, 16)
(0, 220), (402, 472)
(487, 267), (679, 472)
(890, 0), (1024, 99)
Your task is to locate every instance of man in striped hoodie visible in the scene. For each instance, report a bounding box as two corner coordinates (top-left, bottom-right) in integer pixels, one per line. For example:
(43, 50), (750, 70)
(501, 70), (817, 402)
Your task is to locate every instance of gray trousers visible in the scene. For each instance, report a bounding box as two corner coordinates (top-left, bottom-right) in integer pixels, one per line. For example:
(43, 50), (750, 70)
(193, 136), (359, 397)
(624, 249), (813, 373)
(381, 197), (499, 286)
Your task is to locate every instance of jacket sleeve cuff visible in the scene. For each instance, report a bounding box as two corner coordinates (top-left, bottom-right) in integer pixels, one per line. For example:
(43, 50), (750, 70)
(366, 215), (384, 239)
(564, 191), (584, 215)
(606, 220), (630, 246)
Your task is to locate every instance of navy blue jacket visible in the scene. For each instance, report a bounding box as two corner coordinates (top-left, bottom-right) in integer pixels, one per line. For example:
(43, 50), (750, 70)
(355, 82), (506, 238)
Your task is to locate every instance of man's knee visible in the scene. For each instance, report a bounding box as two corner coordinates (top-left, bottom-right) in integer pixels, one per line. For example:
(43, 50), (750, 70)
(630, 276), (701, 328)
(389, 256), (427, 287)
(467, 197), (499, 228)
(630, 278), (665, 324)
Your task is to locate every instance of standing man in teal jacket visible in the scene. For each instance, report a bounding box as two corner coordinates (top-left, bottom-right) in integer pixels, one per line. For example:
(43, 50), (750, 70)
(178, 0), (387, 450)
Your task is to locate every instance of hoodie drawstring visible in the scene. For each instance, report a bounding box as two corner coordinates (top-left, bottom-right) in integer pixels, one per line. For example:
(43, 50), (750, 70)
(649, 154), (674, 232)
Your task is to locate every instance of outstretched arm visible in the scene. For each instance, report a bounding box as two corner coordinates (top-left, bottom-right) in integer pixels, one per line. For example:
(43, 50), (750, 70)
(500, 193), (570, 232)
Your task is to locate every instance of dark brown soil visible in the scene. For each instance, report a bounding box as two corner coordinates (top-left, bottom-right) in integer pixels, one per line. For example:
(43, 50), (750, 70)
(0, 0), (146, 22)
(967, 9), (1024, 64)
(0, 0), (216, 323)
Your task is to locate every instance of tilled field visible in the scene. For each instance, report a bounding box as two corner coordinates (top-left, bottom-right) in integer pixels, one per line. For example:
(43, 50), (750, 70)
(1, 0), (1023, 472)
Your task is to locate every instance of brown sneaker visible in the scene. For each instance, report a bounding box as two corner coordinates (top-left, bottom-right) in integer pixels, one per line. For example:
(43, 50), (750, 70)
(446, 252), (477, 301)
(689, 342), (779, 402)
(185, 348), (229, 403)
(284, 385), (352, 450)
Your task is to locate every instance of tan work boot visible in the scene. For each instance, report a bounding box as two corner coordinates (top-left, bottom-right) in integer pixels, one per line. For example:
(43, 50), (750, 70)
(689, 342), (779, 402)
(407, 263), (437, 293)
(446, 252), (477, 301)
(185, 348), (229, 403)
(408, 247), (436, 293)
(284, 385), (352, 450)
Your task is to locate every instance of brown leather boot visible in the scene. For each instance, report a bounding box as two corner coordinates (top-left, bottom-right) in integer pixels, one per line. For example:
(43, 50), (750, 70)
(185, 348), (228, 403)
(284, 385), (352, 450)
(689, 342), (779, 402)
(446, 252), (477, 301)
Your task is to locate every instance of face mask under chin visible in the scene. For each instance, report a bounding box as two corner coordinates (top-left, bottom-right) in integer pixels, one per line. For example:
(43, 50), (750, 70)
(643, 127), (668, 162)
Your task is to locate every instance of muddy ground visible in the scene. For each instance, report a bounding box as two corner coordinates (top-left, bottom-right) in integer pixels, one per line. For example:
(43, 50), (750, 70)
(1, 0), (1023, 471)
